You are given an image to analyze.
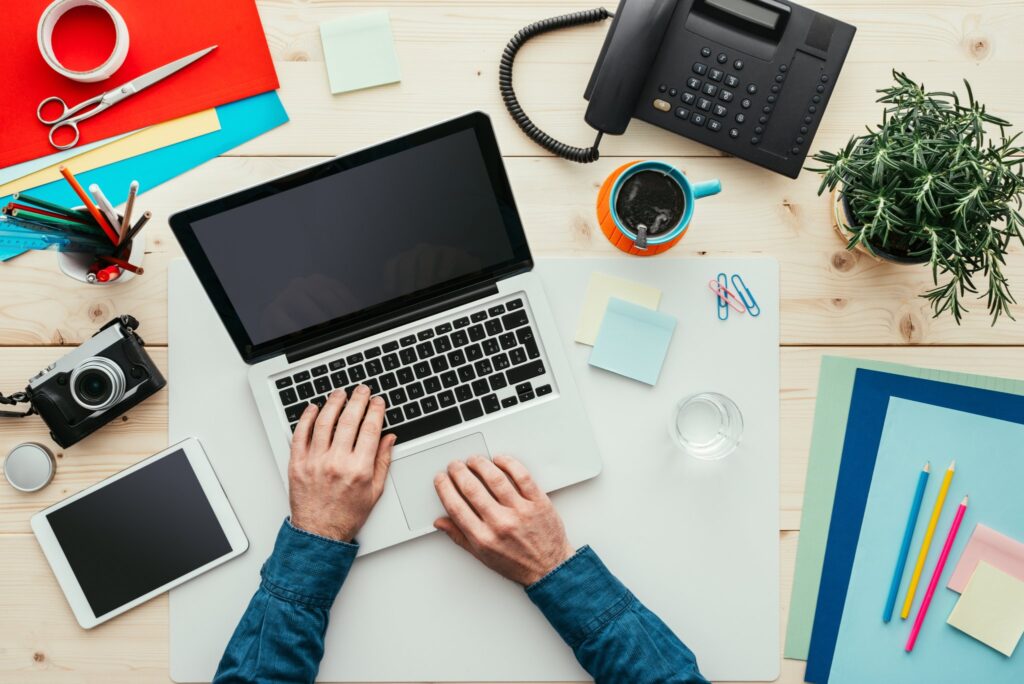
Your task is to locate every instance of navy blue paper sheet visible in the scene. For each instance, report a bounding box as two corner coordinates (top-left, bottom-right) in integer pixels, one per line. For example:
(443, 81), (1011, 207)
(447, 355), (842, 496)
(803, 369), (1024, 683)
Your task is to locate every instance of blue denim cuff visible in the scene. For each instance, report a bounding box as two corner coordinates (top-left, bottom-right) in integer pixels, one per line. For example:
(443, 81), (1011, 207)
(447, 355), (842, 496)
(525, 545), (634, 649)
(259, 518), (359, 609)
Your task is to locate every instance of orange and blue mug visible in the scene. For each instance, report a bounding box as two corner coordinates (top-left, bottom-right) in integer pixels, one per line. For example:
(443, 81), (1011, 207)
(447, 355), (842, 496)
(596, 160), (720, 256)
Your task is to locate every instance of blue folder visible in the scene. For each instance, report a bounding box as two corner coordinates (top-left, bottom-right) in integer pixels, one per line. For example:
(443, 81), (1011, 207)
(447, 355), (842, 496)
(0, 91), (288, 261)
(804, 369), (1024, 682)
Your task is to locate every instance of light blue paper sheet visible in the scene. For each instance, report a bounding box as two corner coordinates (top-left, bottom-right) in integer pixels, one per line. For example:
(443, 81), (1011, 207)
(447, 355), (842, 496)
(830, 398), (1024, 683)
(588, 296), (676, 385)
(0, 131), (135, 185)
(0, 91), (288, 261)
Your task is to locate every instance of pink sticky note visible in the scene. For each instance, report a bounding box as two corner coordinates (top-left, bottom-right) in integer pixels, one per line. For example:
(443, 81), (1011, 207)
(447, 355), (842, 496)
(948, 524), (1024, 593)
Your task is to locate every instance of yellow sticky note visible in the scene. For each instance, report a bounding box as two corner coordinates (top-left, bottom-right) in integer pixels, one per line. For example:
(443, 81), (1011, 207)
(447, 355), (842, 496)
(575, 272), (662, 346)
(947, 561), (1024, 656)
(0, 109), (220, 197)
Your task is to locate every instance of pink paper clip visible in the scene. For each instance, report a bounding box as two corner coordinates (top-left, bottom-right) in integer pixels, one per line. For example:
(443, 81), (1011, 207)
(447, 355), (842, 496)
(708, 279), (746, 315)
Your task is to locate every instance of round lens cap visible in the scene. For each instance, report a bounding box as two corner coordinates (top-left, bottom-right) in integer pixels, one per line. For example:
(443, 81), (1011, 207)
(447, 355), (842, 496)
(4, 443), (56, 492)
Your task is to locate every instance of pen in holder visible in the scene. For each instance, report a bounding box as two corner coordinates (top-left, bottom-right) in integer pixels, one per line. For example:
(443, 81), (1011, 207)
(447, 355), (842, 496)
(4, 173), (149, 285)
(57, 211), (146, 285)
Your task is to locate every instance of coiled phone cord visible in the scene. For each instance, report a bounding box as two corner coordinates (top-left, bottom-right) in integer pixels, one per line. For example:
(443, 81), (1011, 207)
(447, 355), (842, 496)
(499, 8), (612, 163)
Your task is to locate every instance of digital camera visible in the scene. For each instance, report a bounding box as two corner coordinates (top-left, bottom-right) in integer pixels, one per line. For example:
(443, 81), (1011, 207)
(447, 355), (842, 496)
(25, 315), (165, 448)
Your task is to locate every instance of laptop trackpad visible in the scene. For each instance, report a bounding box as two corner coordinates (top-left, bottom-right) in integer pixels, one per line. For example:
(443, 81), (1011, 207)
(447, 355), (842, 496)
(390, 432), (491, 532)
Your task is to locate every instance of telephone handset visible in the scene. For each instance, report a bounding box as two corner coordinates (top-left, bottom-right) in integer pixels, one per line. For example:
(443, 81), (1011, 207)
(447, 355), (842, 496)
(500, 0), (855, 178)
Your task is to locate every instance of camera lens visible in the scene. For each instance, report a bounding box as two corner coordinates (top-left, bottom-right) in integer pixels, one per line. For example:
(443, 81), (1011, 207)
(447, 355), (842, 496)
(70, 357), (126, 411)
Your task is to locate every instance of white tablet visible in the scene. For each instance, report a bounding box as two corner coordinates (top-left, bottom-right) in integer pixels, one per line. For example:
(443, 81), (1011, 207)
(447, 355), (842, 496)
(31, 438), (248, 628)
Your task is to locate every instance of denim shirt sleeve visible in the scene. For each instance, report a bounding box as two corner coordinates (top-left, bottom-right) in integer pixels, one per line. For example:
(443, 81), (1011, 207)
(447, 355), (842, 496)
(526, 546), (710, 684)
(214, 518), (357, 684)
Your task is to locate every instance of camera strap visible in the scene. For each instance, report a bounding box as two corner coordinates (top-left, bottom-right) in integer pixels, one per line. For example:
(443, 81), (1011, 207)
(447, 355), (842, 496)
(0, 390), (34, 418)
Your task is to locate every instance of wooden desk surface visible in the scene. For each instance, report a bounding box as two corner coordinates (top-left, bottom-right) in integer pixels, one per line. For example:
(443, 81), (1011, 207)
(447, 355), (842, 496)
(2, 1), (1022, 681)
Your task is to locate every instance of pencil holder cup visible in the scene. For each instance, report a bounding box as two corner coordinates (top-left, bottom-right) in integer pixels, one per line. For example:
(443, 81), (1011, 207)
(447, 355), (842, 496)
(597, 160), (720, 256)
(57, 210), (145, 285)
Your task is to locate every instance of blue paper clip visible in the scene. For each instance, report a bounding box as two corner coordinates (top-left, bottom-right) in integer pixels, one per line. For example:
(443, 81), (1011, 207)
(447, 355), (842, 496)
(730, 274), (760, 317)
(716, 272), (729, 320)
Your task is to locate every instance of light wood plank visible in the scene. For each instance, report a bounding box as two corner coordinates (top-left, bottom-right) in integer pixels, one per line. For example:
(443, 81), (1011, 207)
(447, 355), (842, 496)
(232, 61), (1024, 160)
(5, 346), (1024, 533)
(253, 1), (1021, 68)
(2, 156), (1022, 347)
(0, 531), (801, 684)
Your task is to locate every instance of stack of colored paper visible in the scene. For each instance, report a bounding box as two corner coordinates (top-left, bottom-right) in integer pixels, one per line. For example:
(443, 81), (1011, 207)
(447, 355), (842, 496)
(0, 0), (290, 261)
(785, 357), (1024, 683)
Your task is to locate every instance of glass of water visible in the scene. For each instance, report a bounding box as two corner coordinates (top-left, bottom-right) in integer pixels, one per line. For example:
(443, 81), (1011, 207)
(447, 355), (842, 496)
(669, 392), (743, 460)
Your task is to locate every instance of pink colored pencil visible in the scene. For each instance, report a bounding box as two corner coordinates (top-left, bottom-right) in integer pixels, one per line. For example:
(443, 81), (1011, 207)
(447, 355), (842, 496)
(905, 496), (968, 652)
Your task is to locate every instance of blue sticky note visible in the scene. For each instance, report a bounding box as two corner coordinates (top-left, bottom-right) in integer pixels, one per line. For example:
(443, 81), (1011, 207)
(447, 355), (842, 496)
(805, 370), (1024, 683)
(0, 91), (288, 261)
(830, 399), (1024, 683)
(588, 297), (676, 385)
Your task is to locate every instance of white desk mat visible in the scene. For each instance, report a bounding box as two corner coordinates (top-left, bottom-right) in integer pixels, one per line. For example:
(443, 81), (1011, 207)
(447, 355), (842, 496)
(168, 256), (779, 682)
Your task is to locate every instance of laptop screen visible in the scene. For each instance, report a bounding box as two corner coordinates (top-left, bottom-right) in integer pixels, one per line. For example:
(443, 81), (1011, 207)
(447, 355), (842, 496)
(171, 114), (531, 362)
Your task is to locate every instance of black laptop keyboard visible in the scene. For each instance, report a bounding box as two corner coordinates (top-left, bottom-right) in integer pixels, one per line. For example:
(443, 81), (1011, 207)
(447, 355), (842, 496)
(273, 295), (555, 445)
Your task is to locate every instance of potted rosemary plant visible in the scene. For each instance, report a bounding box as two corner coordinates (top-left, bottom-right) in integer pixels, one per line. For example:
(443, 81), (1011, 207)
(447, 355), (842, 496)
(810, 71), (1024, 324)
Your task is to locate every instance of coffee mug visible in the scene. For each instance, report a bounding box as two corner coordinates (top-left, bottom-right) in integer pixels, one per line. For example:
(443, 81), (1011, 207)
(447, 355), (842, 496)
(596, 160), (721, 256)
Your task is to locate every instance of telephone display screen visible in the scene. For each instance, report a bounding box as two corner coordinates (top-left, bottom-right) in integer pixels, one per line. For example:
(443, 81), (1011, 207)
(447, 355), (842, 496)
(705, 0), (782, 30)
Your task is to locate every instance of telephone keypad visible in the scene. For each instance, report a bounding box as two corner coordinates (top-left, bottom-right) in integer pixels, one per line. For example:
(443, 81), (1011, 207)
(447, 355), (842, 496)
(668, 51), (834, 158)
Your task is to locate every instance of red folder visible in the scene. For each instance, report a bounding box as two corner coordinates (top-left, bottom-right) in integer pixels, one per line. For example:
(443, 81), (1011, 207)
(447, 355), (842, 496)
(1, 0), (279, 169)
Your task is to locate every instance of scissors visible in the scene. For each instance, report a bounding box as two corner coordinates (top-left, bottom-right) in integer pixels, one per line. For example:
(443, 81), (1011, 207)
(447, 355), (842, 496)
(37, 45), (217, 151)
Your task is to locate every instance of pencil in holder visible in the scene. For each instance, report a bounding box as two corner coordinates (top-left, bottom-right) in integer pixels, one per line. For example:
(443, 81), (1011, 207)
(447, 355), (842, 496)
(57, 209), (146, 285)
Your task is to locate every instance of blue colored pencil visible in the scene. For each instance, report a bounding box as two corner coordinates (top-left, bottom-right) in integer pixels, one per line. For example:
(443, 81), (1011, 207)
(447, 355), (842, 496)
(883, 462), (930, 622)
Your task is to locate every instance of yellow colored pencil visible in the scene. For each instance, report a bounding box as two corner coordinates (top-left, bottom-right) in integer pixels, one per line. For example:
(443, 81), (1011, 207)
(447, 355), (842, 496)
(900, 460), (955, 619)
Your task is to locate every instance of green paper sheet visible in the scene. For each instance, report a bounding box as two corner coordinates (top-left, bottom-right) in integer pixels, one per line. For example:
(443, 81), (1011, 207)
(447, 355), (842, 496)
(784, 356), (1024, 660)
(319, 10), (401, 95)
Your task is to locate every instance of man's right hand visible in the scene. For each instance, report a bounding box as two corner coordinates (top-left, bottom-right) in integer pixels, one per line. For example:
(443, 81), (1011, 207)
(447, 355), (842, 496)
(433, 455), (576, 586)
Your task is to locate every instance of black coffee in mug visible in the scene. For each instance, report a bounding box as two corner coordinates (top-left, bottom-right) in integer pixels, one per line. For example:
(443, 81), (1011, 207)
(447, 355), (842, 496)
(614, 170), (686, 237)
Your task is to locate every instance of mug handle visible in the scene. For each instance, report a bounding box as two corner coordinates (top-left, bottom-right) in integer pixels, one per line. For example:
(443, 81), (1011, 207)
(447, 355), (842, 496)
(693, 179), (722, 199)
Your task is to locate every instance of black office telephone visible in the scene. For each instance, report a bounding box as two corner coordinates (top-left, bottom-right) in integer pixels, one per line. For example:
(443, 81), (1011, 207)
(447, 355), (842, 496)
(499, 0), (855, 177)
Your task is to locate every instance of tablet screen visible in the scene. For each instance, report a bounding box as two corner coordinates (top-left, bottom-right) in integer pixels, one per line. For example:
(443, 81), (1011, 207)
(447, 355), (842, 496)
(46, 449), (232, 617)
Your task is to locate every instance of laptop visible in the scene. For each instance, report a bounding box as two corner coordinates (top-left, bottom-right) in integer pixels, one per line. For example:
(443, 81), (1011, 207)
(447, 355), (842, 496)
(169, 112), (601, 554)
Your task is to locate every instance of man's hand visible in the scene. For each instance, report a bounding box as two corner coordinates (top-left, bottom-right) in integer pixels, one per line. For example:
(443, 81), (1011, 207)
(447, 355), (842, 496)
(433, 455), (576, 586)
(289, 386), (395, 542)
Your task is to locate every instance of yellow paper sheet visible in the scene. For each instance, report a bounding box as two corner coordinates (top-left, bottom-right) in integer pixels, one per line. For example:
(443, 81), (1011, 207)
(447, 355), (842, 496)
(947, 561), (1024, 657)
(0, 109), (220, 197)
(574, 271), (662, 345)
